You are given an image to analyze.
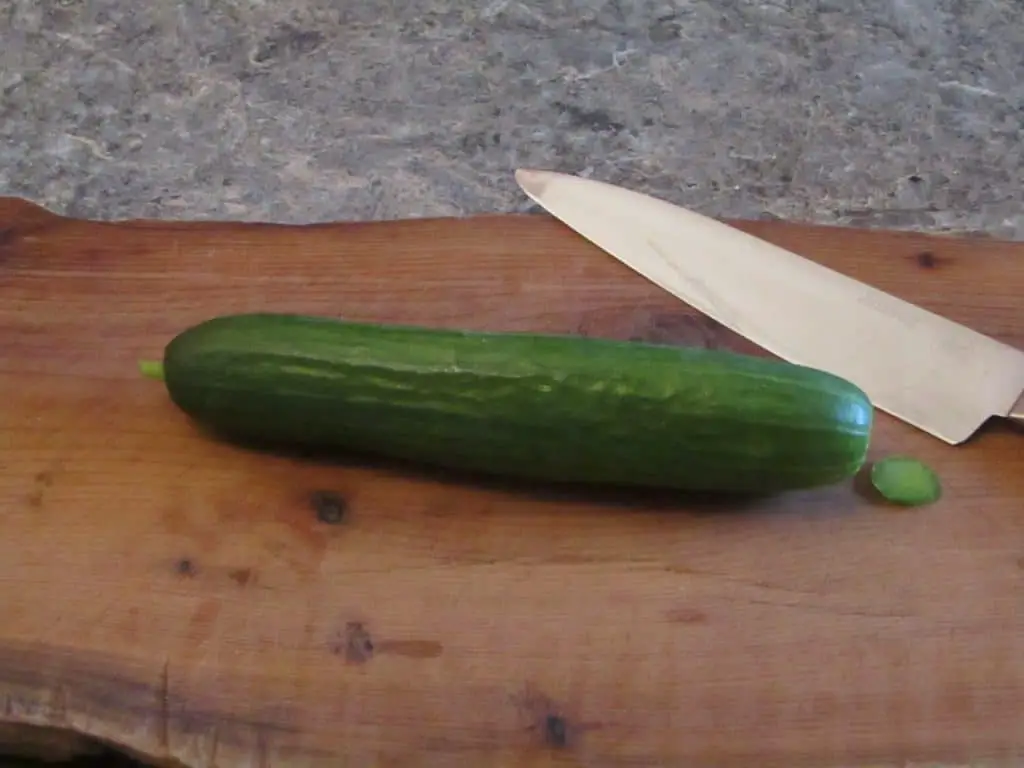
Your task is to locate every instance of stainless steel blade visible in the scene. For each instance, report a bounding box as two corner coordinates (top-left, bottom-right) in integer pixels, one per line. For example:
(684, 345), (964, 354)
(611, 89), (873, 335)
(515, 168), (1024, 444)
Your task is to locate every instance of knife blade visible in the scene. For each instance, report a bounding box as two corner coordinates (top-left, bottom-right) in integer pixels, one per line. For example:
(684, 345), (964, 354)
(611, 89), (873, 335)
(515, 168), (1024, 444)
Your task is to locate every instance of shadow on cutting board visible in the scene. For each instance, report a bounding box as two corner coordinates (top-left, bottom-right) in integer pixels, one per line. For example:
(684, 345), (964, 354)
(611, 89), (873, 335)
(202, 423), (801, 517)
(0, 725), (152, 767)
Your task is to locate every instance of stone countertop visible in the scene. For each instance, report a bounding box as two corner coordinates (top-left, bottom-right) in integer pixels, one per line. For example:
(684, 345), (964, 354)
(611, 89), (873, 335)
(2, 0), (1023, 239)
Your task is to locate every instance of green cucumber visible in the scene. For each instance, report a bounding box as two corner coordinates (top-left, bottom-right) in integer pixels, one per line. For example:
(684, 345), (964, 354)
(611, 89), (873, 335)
(148, 312), (873, 494)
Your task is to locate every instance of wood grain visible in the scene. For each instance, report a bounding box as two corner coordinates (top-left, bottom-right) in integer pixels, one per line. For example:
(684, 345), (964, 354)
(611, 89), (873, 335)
(1, 196), (1022, 768)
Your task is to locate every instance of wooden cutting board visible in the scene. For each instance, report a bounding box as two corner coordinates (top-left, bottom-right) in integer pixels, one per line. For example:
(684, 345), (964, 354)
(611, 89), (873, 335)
(1, 195), (1022, 768)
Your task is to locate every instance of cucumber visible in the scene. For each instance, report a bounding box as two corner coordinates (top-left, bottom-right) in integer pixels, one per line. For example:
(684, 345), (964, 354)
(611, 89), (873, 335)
(150, 312), (873, 494)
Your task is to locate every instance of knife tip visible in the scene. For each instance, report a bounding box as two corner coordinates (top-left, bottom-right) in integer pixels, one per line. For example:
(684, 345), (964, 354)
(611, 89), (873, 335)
(513, 168), (552, 198)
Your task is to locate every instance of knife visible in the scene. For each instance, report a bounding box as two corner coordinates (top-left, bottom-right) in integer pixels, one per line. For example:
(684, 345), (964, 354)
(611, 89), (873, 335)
(514, 168), (1024, 444)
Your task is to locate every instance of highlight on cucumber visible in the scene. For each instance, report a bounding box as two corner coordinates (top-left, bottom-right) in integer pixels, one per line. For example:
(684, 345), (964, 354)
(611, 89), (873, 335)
(138, 312), (875, 495)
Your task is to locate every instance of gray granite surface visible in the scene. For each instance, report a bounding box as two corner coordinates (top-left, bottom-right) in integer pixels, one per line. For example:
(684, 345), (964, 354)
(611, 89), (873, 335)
(2, 0), (1023, 238)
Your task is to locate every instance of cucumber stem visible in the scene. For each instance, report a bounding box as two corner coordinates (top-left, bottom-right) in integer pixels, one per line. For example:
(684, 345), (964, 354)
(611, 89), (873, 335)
(138, 359), (165, 381)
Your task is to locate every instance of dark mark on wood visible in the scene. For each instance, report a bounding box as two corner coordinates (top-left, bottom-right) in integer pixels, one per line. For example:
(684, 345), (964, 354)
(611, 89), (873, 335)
(228, 567), (254, 587)
(545, 714), (568, 748)
(0, 227), (14, 248)
(175, 558), (198, 578)
(666, 607), (709, 624)
(329, 622), (374, 663)
(375, 639), (444, 659)
(916, 250), (939, 269)
(310, 490), (346, 524)
(634, 312), (735, 350)
(511, 685), (602, 750)
(27, 468), (56, 510)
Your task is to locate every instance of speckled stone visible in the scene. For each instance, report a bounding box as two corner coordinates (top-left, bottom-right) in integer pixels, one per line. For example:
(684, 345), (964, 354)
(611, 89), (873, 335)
(2, 0), (1023, 239)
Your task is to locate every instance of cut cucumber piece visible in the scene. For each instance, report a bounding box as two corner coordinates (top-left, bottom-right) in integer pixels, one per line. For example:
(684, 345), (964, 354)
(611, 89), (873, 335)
(870, 455), (942, 506)
(138, 360), (165, 380)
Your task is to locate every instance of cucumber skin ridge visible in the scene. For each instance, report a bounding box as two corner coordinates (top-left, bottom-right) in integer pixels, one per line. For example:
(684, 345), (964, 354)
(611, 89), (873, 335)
(160, 313), (874, 494)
